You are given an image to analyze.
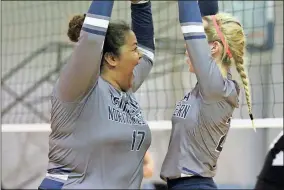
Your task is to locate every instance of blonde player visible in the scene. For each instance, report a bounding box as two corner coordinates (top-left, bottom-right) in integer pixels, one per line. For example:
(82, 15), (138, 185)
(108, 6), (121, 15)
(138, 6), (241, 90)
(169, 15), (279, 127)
(160, 0), (254, 189)
(38, 0), (155, 189)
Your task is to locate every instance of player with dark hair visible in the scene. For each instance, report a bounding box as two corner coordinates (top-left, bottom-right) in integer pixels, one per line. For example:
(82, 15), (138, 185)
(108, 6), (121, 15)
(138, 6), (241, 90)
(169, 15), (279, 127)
(38, 0), (155, 189)
(255, 132), (284, 190)
(160, 0), (254, 189)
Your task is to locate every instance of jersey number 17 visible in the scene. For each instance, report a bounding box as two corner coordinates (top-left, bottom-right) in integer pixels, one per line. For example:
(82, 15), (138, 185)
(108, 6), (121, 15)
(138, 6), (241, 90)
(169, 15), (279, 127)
(131, 130), (146, 151)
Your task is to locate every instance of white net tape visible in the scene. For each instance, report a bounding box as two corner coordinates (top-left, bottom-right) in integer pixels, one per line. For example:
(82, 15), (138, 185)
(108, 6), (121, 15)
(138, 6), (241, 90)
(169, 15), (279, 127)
(2, 118), (283, 132)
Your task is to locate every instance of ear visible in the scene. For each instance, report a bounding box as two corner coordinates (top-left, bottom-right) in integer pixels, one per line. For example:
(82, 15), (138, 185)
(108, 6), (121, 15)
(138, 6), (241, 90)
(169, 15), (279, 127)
(104, 52), (119, 67)
(210, 41), (222, 56)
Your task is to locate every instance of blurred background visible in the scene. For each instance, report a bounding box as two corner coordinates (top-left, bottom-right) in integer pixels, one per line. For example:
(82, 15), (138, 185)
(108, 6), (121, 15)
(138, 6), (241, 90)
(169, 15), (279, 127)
(1, 1), (283, 189)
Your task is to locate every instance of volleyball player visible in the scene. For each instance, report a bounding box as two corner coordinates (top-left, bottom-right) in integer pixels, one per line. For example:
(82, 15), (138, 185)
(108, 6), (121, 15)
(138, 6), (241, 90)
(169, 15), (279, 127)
(160, 0), (254, 189)
(38, 0), (155, 189)
(255, 131), (284, 190)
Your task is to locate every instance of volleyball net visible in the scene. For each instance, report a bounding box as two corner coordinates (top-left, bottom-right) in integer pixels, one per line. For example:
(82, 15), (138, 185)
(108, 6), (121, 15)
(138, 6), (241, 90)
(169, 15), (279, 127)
(1, 1), (283, 124)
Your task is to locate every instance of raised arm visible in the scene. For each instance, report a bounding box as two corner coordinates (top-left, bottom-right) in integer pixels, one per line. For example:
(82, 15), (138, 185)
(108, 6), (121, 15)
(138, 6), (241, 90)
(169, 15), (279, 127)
(178, 0), (227, 100)
(131, 0), (155, 92)
(56, 0), (114, 102)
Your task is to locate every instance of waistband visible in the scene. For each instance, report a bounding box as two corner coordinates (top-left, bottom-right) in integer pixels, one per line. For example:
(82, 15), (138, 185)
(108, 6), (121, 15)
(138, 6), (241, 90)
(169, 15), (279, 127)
(167, 176), (214, 183)
(167, 176), (216, 189)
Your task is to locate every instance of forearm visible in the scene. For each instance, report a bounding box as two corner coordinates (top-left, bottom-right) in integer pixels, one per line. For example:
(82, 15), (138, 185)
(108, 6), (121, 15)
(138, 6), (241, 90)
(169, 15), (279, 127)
(57, 0), (114, 102)
(131, 0), (155, 59)
(131, 1), (155, 92)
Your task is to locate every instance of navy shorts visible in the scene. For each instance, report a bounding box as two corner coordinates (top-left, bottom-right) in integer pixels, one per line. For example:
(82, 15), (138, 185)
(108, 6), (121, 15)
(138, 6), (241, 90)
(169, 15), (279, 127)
(167, 176), (217, 190)
(38, 178), (64, 190)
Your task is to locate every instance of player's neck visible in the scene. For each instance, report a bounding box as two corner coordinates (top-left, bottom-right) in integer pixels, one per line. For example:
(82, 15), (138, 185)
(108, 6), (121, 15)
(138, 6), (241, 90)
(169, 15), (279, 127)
(101, 71), (122, 92)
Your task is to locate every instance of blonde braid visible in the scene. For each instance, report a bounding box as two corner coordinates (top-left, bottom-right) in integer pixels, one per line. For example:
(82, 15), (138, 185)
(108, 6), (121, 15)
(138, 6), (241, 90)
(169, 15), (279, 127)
(204, 12), (255, 130)
(235, 56), (255, 131)
(203, 13), (255, 130)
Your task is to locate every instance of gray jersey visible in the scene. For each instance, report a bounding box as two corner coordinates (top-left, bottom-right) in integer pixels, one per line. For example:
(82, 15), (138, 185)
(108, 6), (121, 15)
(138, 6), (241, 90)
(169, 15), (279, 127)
(160, 80), (239, 180)
(43, 1), (155, 188)
(161, 1), (240, 180)
(47, 77), (151, 189)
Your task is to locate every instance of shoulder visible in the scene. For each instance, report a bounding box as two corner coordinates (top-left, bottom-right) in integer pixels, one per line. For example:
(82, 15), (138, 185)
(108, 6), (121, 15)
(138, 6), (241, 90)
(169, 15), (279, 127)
(199, 79), (240, 106)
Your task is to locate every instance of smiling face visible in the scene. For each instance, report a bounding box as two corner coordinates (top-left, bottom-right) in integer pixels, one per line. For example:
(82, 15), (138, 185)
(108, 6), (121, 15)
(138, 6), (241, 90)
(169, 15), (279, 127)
(104, 30), (142, 91)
